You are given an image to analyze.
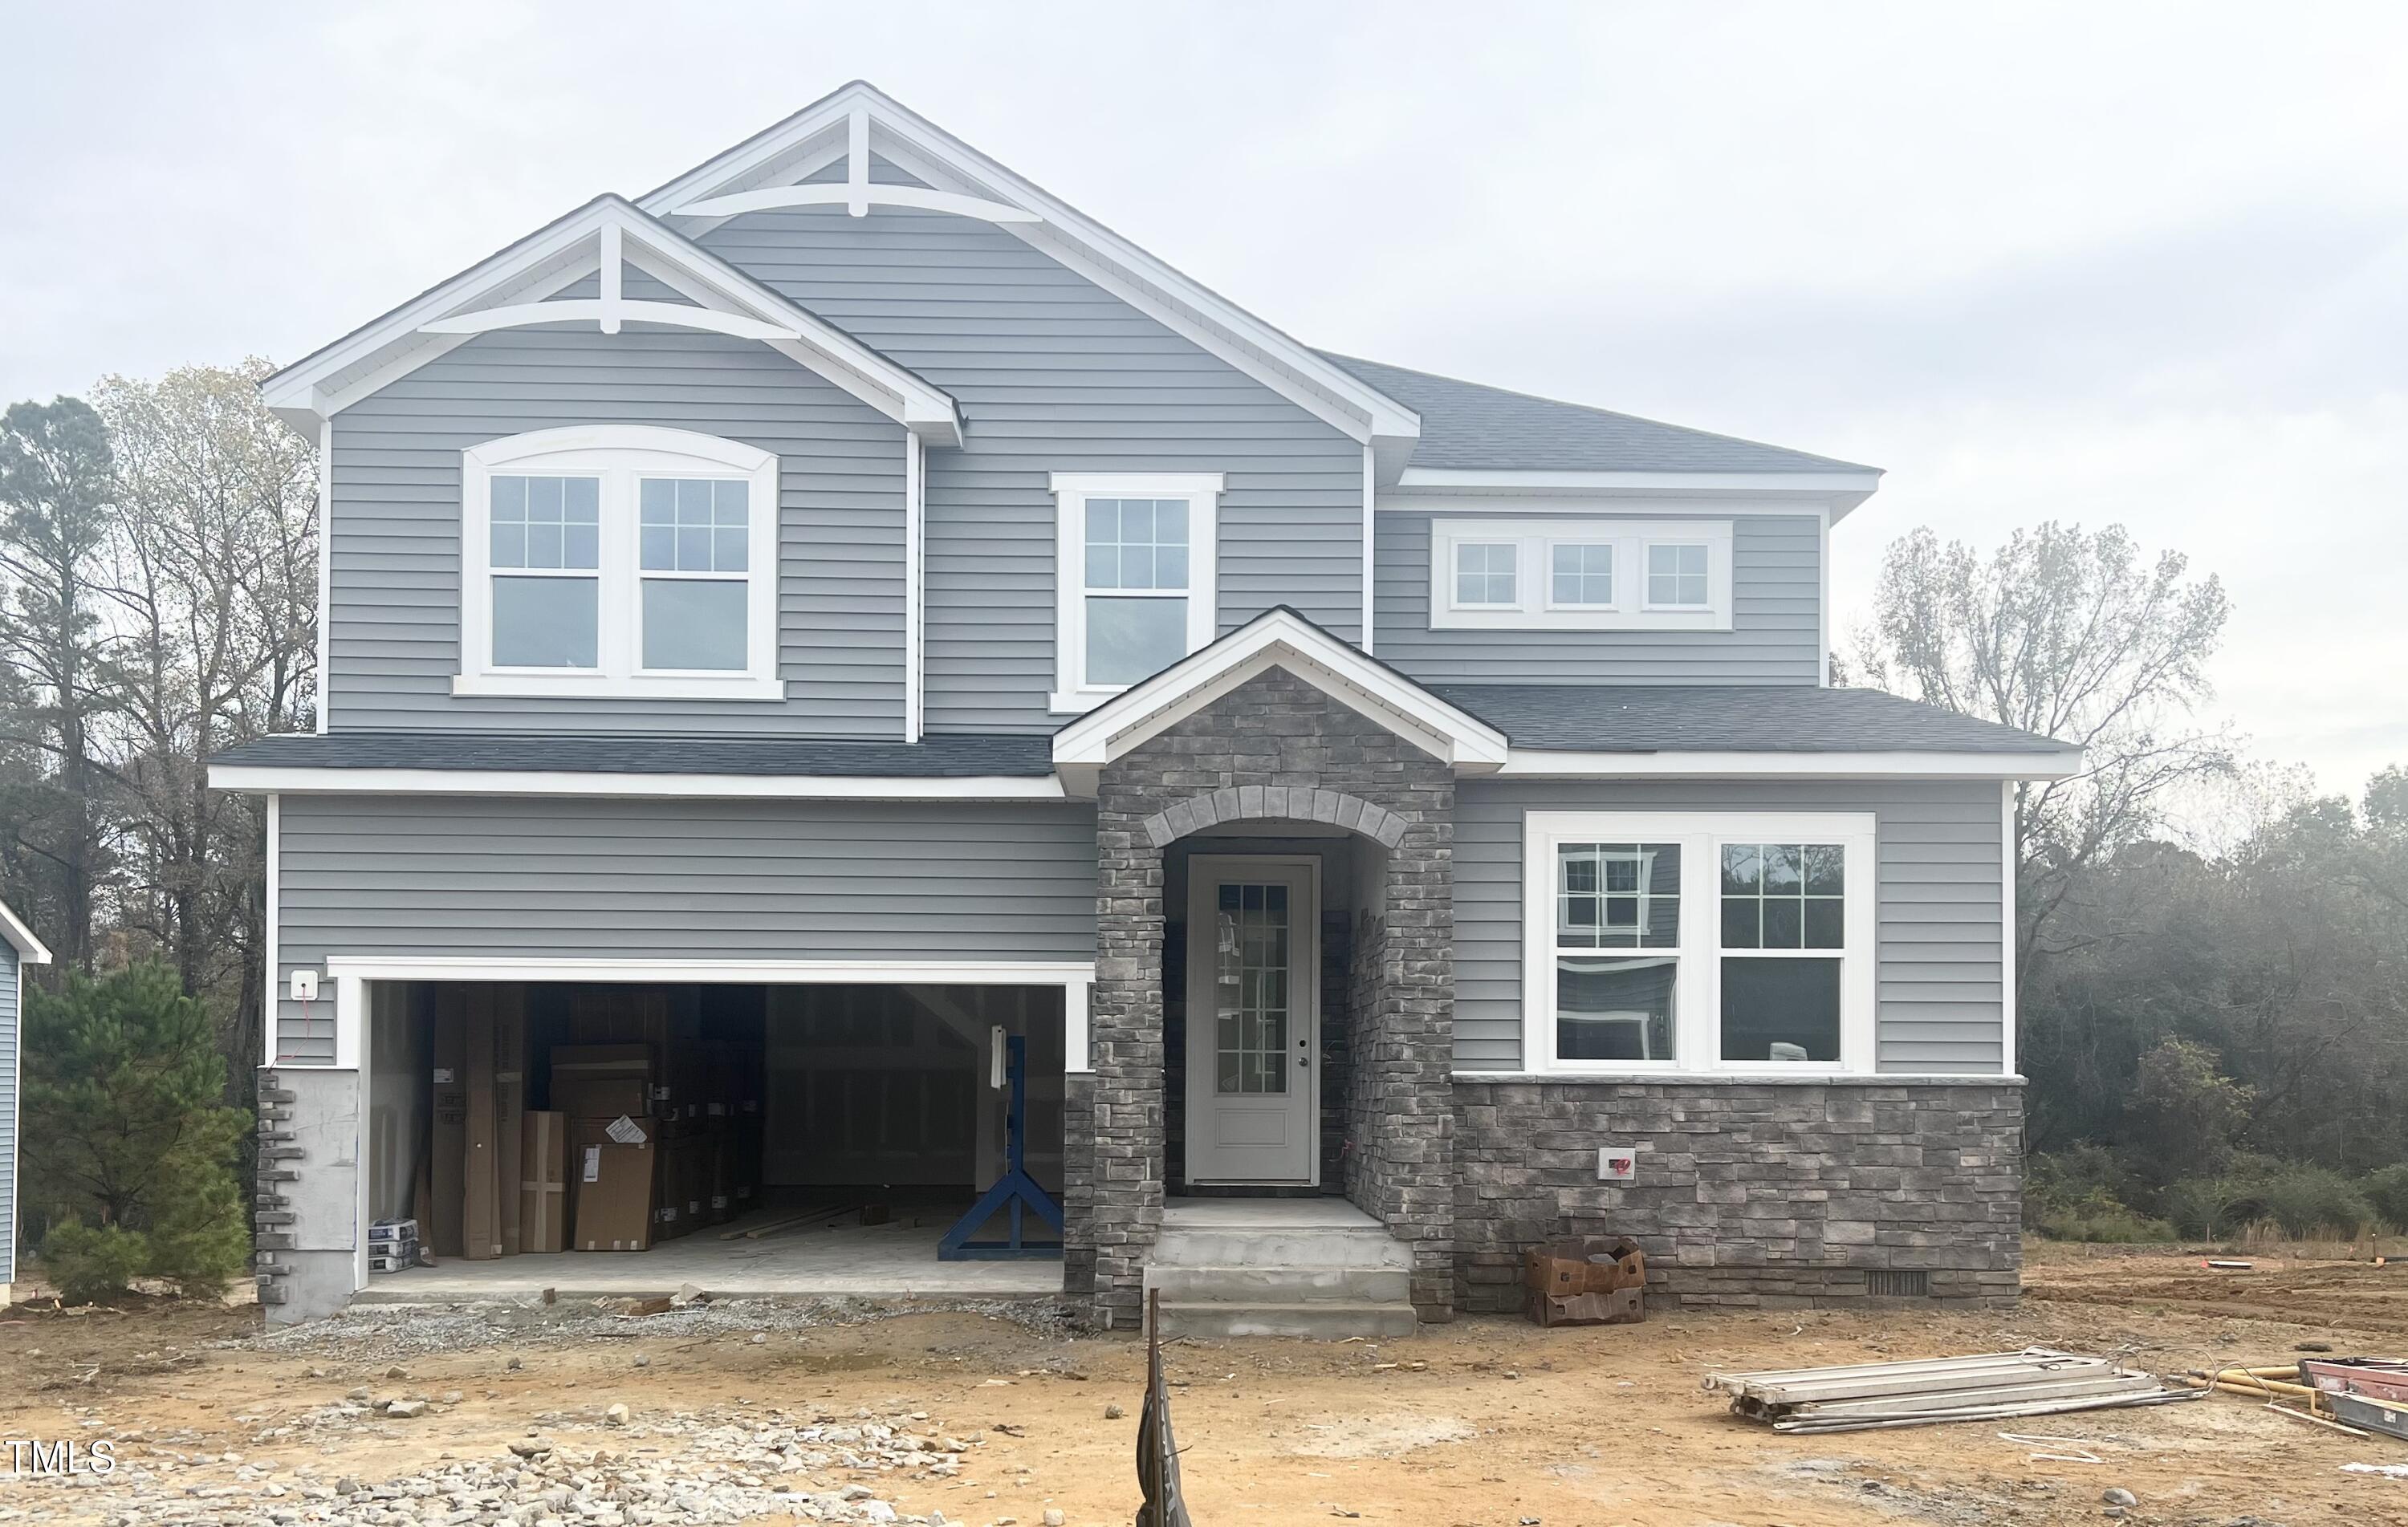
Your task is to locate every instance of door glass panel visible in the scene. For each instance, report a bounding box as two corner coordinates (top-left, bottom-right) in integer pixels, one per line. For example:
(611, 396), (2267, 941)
(1213, 881), (1290, 1095)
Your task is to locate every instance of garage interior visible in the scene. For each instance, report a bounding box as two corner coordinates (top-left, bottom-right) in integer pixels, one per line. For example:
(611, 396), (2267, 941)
(358, 981), (1068, 1298)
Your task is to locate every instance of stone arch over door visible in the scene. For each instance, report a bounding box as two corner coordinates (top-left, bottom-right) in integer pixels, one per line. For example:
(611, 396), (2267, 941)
(1066, 665), (1457, 1330)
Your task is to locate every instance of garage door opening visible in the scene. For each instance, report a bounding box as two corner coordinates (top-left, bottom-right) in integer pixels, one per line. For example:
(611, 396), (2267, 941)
(359, 980), (1068, 1299)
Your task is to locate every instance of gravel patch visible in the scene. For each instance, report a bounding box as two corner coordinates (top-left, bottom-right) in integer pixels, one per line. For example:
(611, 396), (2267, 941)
(223, 1298), (1077, 1363)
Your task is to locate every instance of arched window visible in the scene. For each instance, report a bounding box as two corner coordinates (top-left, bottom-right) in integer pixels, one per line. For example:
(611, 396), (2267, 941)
(457, 426), (781, 701)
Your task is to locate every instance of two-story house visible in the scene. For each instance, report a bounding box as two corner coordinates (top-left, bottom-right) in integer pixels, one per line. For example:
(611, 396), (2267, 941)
(211, 82), (2076, 1330)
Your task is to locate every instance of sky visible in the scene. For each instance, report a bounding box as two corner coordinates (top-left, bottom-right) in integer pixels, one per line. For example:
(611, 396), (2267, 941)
(4, 2), (2403, 793)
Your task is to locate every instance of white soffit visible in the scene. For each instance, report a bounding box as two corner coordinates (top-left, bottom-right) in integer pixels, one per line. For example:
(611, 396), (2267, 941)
(1385, 468), (1885, 521)
(640, 81), (1420, 459)
(0, 897), (51, 963)
(1051, 609), (1510, 796)
(259, 197), (961, 445)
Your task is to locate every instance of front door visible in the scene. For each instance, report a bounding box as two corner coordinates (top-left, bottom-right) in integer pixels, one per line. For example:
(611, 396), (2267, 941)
(1183, 855), (1318, 1185)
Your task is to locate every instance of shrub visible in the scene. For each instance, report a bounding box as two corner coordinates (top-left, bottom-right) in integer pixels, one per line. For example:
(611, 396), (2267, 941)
(2363, 1164), (2408, 1232)
(39, 1223), (148, 1305)
(2163, 1161), (2374, 1240)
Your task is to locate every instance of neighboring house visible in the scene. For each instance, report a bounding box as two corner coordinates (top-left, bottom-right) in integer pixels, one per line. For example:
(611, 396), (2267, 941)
(0, 900), (52, 1307)
(209, 81), (2077, 1328)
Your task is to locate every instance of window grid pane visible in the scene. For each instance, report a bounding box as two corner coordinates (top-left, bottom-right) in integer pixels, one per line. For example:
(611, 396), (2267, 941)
(1557, 955), (1677, 1062)
(1213, 881), (1291, 1095)
(1551, 542), (1614, 605)
(1720, 843), (1845, 950)
(1083, 497), (1190, 591)
(639, 478), (749, 573)
(1556, 843), (1680, 950)
(491, 475), (600, 571)
(1454, 542), (1517, 605)
(1647, 542), (1709, 606)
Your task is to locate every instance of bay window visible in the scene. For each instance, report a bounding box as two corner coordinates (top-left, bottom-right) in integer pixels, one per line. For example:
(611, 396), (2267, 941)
(459, 426), (780, 700)
(1524, 811), (1876, 1073)
(1430, 518), (1731, 630)
(1051, 472), (1220, 712)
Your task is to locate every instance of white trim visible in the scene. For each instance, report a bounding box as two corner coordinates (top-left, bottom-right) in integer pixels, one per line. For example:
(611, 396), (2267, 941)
(679, 181), (1042, 223)
(1817, 503), (1833, 688)
(1359, 443), (1377, 656)
(637, 83), (1418, 452)
(457, 425), (783, 701)
(1049, 472), (1222, 712)
(206, 763), (1068, 800)
(262, 794), (280, 1067)
(261, 197), (962, 445)
(0, 899), (49, 964)
(2000, 779), (2018, 1078)
(1052, 607), (1509, 789)
(1522, 810), (1877, 1078)
(1389, 467), (1881, 518)
(307, 956), (1100, 1076)
(1495, 748), (2085, 781)
(905, 432), (925, 744)
(314, 420), (331, 734)
(1428, 518), (1733, 632)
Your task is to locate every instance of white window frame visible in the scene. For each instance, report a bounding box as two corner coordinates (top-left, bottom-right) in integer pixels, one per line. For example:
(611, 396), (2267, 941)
(458, 426), (781, 701)
(1430, 518), (1732, 631)
(1050, 471), (1221, 714)
(1450, 538), (1523, 610)
(1642, 536), (1714, 612)
(1523, 810), (1877, 1076)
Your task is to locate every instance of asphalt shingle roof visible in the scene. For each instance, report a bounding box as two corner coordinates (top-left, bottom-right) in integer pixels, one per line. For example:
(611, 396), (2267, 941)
(1430, 684), (2072, 755)
(1320, 352), (1878, 476)
(212, 731), (1057, 776)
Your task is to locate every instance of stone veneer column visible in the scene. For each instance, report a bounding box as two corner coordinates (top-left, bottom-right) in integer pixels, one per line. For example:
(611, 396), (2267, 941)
(1086, 667), (1459, 1328)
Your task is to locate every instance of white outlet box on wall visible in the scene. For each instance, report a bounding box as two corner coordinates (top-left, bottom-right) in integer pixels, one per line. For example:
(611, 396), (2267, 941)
(289, 969), (319, 1002)
(1597, 1146), (1637, 1182)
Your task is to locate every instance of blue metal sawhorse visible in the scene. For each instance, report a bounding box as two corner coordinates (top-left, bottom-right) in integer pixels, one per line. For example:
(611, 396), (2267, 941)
(938, 1033), (1064, 1259)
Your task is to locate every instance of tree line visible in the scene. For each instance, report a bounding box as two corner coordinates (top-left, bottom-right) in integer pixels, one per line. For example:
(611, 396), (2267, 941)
(2, 361), (2401, 1299)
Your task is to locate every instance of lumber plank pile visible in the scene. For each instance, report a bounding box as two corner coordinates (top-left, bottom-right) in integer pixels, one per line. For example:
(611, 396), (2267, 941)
(1706, 1348), (2202, 1433)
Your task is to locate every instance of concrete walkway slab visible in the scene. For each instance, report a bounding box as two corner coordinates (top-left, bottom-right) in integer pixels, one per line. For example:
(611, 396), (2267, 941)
(357, 1211), (1065, 1303)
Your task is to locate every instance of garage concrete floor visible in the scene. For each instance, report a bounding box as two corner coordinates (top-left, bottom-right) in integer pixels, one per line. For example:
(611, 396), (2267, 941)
(356, 1208), (1066, 1303)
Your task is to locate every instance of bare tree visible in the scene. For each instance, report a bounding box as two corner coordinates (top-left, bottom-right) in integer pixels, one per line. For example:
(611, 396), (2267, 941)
(89, 361), (315, 1078)
(1853, 523), (2233, 973)
(0, 397), (123, 969)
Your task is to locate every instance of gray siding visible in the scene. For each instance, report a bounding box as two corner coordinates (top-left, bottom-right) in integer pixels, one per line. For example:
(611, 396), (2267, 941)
(272, 794), (1099, 1062)
(1454, 778), (2007, 1073)
(695, 207), (1365, 730)
(1, 940), (16, 1286)
(1375, 510), (1824, 684)
(327, 326), (909, 735)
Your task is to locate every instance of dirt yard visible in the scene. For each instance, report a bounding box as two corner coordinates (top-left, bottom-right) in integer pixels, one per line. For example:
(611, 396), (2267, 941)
(4, 1244), (2406, 1527)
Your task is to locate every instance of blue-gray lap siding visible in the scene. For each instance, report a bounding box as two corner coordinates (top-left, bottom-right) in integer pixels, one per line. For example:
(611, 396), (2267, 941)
(693, 205), (1366, 731)
(1375, 510), (1824, 684)
(270, 794), (1101, 1062)
(326, 326), (910, 736)
(1, 940), (17, 1286)
(1453, 778), (2009, 1073)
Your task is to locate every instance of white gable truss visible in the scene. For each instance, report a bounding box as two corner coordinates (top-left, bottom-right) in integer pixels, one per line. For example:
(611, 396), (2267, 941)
(641, 80), (1421, 473)
(260, 196), (961, 444)
(0, 897), (51, 963)
(1051, 608), (1508, 798)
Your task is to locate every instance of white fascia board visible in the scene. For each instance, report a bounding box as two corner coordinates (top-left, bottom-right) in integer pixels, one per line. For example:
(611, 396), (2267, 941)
(1388, 468), (1882, 520)
(262, 197), (960, 444)
(1493, 747), (2086, 781)
(1051, 608), (1507, 771)
(638, 82), (1418, 450)
(0, 899), (51, 963)
(205, 765), (1067, 801)
(324, 954), (1094, 987)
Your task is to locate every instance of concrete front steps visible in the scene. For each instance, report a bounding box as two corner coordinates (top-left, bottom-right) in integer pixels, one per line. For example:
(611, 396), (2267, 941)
(1142, 1198), (1418, 1339)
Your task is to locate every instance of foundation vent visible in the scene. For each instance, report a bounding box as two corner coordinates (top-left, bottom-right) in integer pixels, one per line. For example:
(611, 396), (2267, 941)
(1865, 1269), (1931, 1298)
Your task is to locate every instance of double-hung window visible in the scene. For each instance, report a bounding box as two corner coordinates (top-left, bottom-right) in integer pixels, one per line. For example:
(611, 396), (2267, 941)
(1524, 811), (1876, 1073)
(459, 426), (780, 700)
(1430, 518), (1732, 631)
(1051, 473), (1220, 713)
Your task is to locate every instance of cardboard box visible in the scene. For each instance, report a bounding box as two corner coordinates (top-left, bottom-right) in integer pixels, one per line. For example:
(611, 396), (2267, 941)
(430, 1001), (468, 1259)
(571, 1115), (656, 1252)
(519, 1111), (569, 1253)
(553, 1076), (653, 1119)
(494, 988), (527, 1256)
(1523, 1236), (1647, 1327)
